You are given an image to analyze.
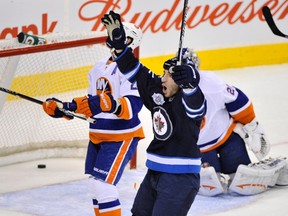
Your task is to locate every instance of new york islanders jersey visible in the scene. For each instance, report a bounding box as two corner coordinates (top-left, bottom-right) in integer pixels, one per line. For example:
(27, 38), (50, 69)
(115, 48), (207, 174)
(197, 71), (255, 152)
(87, 57), (144, 144)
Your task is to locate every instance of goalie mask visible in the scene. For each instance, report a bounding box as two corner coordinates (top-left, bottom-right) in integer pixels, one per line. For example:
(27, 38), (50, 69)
(176, 48), (201, 70)
(163, 55), (196, 71)
(163, 48), (201, 70)
(123, 22), (143, 50)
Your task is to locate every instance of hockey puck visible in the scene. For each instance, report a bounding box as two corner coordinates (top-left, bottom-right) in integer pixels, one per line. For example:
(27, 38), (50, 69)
(37, 164), (46, 169)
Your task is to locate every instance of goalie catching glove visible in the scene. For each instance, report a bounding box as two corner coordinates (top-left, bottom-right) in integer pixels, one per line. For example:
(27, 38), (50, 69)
(73, 93), (121, 118)
(233, 118), (270, 161)
(101, 11), (126, 50)
(42, 98), (75, 120)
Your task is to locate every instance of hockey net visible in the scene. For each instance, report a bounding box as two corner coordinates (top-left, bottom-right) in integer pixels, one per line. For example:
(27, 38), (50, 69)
(0, 32), (138, 168)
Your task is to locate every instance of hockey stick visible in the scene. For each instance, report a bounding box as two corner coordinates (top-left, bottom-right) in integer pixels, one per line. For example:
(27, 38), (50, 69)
(262, 6), (288, 39)
(0, 86), (96, 123)
(176, 0), (189, 65)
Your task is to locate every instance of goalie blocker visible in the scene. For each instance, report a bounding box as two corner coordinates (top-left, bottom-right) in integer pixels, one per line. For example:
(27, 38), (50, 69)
(198, 156), (288, 196)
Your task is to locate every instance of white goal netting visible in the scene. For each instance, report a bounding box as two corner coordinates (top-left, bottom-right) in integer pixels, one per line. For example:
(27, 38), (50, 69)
(0, 32), (111, 166)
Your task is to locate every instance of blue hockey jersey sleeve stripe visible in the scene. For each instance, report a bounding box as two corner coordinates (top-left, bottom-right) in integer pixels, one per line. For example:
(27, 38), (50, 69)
(114, 47), (129, 61)
(182, 98), (206, 118)
(182, 87), (198, 96)
(124, 62), (141, 82)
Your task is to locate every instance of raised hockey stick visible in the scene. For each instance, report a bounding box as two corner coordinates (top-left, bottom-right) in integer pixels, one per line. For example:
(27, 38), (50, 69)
(0, 86), (96, 123)
(176, 0), (189, 65)
(262, 6), (288, 39)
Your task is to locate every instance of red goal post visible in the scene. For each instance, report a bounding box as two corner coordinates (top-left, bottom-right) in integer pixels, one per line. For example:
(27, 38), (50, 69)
(0, 32), (138, 169)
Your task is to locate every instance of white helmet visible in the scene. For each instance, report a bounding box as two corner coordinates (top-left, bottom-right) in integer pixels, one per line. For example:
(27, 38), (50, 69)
(123, 22), (143, 50)
(176, 48), (201, 69)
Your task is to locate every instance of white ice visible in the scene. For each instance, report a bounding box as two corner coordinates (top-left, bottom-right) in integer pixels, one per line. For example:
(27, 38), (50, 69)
(0, 64), (288, 216)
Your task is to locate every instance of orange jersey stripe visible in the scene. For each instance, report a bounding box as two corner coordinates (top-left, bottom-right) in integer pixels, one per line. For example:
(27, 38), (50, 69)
(232, 103), (255, 124)
(106, 139), (133, 184)
(201, 121), (237, 153)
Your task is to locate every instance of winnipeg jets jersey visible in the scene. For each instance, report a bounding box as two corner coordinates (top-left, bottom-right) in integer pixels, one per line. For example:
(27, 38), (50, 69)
(197, 71), (255, 152)
(115, 48), (207, 174)
(87, 57), (144, 144)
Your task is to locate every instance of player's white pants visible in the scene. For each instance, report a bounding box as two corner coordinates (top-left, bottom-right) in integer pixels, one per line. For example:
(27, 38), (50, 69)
(88, 177), (121, 216)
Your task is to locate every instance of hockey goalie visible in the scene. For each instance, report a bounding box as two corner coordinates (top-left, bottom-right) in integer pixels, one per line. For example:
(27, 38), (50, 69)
(177, 47), (288, 196)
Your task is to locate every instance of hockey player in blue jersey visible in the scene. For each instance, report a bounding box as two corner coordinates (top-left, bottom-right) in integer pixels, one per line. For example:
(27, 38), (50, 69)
(177, 48), (288, 196)
(101, 11), (206, 216)
(42, 23), (145, 216)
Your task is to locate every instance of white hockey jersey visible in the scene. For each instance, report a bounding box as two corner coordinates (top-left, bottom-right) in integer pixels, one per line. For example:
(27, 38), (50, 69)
(197, 71), (255, 152)
(87, 57), (144, 144)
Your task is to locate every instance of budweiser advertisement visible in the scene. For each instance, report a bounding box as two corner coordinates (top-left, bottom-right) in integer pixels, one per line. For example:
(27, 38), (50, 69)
(0, 0), (287, 57)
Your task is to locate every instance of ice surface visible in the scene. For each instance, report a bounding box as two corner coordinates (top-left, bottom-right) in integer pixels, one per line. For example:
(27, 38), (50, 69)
(1, 64), (288, 216)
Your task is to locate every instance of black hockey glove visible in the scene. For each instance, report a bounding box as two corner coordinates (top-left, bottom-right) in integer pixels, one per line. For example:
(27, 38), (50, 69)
(170, 64), (200, 89)
(163, 57), (200, 89)
(163, 57), (177, 70)
(101, 11), (126, 50)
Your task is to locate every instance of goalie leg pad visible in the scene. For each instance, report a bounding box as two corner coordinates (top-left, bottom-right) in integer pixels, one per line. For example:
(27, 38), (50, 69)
(250, 157), (287, 187)
(198, 166), (225, 196)
(275, 157), (288, 186)
(229, 165), (272, 195)
(229, 157), (287, 195)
